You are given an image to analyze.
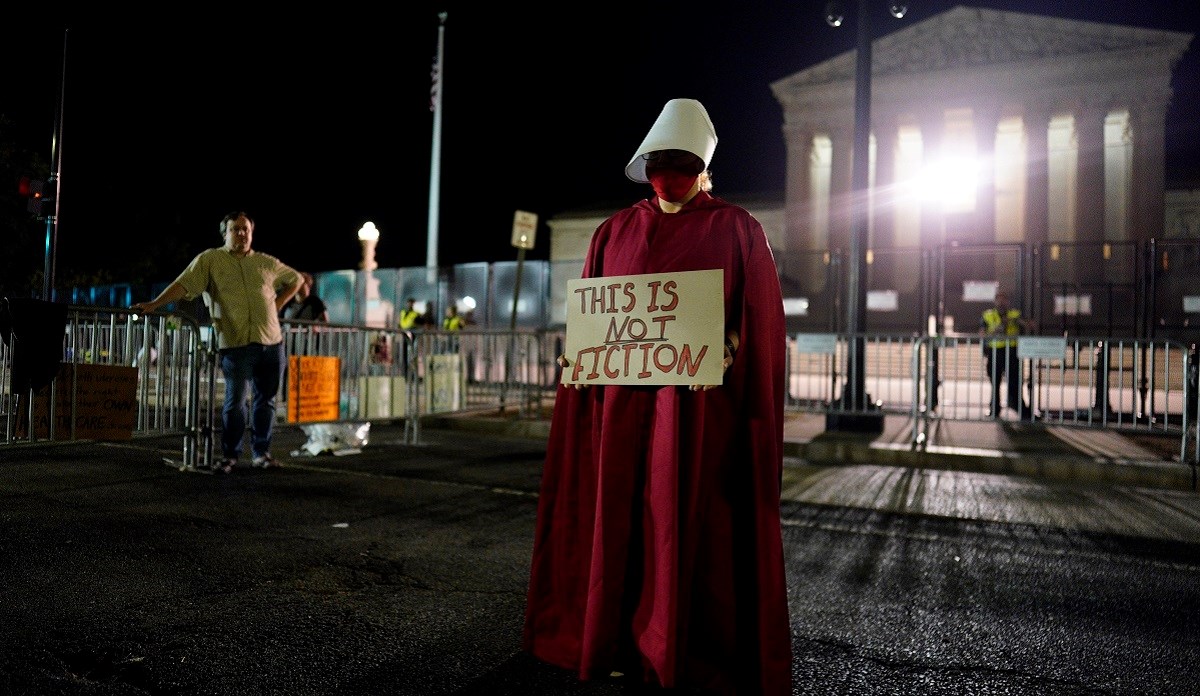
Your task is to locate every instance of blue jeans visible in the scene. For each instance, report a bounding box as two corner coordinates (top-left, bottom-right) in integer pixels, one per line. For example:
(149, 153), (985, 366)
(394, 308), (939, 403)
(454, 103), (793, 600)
(220, 342), (284, 460)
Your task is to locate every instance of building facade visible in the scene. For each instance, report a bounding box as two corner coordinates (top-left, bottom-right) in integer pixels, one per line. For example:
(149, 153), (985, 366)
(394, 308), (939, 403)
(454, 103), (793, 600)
(769, 6), (1192, 257)
(548, 6), (1196, 335)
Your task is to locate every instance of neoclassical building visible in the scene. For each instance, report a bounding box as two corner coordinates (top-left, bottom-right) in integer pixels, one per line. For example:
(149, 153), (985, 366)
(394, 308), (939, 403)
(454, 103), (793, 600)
(770, 5), (1192, 255)
(548, 6), (1196, 327)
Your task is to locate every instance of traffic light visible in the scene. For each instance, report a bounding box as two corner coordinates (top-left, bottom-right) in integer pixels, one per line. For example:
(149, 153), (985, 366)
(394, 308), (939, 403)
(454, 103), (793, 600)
(17, 175), (54, 217)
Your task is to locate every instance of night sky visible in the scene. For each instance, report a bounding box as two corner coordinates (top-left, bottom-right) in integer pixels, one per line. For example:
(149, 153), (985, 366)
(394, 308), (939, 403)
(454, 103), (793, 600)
(2, 2), (1198, 291)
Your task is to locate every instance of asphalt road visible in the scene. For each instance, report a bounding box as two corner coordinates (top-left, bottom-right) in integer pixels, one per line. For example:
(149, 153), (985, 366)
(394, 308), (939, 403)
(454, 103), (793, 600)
(1, 425), (1197, 695)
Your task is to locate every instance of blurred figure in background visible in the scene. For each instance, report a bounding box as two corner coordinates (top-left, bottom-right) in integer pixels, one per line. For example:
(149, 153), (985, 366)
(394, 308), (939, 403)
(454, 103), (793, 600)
(442, 304), (465, 331)
(980, 290), (1035, 419)
(397, 297), (424, 376)
(398, 297), (423, 331)
(280, 272), (328, 323)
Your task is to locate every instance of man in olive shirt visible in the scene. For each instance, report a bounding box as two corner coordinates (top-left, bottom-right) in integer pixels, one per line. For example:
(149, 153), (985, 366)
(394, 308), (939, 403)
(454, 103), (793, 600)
(133, 211), (302, 472)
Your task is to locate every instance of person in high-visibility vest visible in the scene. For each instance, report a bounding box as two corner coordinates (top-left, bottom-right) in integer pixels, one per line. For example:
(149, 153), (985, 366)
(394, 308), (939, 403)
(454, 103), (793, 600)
(980, 290), (1035, 418)
(398, 298), (423, 331)
(442, 305), (465, 331)
(397, 298), (424, 375)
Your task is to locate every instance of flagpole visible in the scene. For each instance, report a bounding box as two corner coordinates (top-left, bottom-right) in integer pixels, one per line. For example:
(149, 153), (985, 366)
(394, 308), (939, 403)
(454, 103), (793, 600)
(43, 28), (68, 301)
(426, 11), (447, 285)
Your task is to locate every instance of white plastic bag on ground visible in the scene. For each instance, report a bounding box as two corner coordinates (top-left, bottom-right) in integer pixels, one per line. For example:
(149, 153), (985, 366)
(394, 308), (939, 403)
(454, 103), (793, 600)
(293, 422), (371, 457)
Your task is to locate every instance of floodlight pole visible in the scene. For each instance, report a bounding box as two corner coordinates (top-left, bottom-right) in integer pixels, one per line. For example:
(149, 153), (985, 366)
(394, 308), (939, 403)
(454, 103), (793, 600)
(827, 0), (907, 432)
(844, 0), (871, 406)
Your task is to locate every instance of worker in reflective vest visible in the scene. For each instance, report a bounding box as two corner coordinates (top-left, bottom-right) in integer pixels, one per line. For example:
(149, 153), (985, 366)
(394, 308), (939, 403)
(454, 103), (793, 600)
(442, 305), (465, 331)
(980, 290), (1035, 419)
(397, 298), (424, 375)
(399, 298), (422, 331)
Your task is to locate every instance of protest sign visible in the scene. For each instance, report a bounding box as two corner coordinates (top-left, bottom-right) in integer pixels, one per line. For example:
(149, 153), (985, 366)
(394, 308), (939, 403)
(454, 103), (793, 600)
(563, 269), (723, 386)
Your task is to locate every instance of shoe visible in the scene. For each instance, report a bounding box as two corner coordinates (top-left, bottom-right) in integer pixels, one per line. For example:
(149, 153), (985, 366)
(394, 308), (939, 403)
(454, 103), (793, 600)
(251, 453), (282, 469)
(199, 458), (235, 474)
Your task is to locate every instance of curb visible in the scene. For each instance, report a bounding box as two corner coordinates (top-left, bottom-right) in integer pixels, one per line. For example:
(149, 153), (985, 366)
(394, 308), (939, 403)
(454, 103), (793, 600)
(421, 413), (1198, 492)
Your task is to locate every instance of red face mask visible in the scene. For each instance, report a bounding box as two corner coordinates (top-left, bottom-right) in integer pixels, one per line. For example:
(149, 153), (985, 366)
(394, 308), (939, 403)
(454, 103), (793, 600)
(648, 169), (698, 203)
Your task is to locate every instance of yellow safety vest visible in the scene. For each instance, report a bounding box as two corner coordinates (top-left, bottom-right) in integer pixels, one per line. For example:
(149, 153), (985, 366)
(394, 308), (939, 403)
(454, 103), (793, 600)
(399, 309), (421, 330)
(443, 315), (464, 331)
(982, 308), (1023, 348)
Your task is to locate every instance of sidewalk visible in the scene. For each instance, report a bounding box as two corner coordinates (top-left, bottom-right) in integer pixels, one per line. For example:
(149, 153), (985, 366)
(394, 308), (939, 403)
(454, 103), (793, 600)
(782, 411), (1195, 490)
(422, 406), (1200, 544)
(427, 407), (1194, 488)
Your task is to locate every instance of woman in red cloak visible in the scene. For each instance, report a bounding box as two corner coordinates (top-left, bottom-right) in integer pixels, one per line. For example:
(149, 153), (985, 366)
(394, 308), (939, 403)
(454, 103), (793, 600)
(522, 98), (791, 695)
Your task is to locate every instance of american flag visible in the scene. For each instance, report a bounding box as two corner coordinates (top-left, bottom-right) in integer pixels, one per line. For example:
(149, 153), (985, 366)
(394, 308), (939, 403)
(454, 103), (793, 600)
(430, 56), (440, 112)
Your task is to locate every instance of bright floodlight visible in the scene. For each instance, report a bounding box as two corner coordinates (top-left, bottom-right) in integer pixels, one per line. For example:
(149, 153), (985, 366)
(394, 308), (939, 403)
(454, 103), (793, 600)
(916, 156), (979, 213)
(824, 1), (844, 27)
(889, 3), (907, 19)
(357, 222), (380, 242)
(460, 295), (477, 311)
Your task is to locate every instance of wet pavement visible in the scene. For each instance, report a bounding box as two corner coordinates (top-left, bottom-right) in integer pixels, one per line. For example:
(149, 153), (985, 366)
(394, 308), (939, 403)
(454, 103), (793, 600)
(1, 411), (1198, 695)
(425, 407), (1200, 543)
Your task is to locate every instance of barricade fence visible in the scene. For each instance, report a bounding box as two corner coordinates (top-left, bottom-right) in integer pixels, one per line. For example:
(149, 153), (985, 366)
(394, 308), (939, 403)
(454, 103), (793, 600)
(279, 323), (561, 447)
(2, 306), (210, 466)
(2, 307), (1196, 472)
(1, 310), (564, 466)
(786, 332), (1197, 464)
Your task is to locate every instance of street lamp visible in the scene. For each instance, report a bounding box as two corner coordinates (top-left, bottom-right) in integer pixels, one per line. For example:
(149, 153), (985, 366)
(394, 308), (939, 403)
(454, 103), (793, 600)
(357, 221), (380, 271)
(357, 222), (385, 327)
(826, 0), (908, 432)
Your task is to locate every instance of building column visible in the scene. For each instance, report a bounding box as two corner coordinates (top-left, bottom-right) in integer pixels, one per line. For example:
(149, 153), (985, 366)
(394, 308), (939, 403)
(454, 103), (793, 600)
(871, 114), (899, 249)
(1130, 100), (1169, 246)
(783, 124), (815, 253)
(972, 103), (1001, 245)
(1074, 103), (1108, 247)
(870, 113), (899, 292)
(1022, 104), (1051, 249)
(918, 108), (945, 252)
(828, 123), (855, 256)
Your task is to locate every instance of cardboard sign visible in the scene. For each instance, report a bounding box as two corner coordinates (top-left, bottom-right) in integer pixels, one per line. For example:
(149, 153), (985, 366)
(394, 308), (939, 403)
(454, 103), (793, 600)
(287, 355), (341, 423)
(563, 269), (723, 386)
(427, 354), (465, 413)
(19, 363), (138, 441)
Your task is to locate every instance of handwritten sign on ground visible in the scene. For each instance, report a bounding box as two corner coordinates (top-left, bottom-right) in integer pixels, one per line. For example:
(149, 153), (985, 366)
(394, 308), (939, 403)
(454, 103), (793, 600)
(287, 356), (341, 423)
(564, 269), (723, 386)
(20, 363), (138, 441)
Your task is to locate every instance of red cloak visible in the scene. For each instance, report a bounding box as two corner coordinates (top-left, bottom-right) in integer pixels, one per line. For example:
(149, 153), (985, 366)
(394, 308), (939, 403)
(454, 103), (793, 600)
(523, 192), (791, 695)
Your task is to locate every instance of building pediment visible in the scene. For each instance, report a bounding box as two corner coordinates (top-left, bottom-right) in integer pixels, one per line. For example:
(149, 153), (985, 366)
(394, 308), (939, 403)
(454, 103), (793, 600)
(773, 5), (1193, 91)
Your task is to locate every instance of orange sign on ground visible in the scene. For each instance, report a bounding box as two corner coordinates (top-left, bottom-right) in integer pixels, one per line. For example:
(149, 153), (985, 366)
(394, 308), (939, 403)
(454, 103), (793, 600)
(287, 355), (341, 423)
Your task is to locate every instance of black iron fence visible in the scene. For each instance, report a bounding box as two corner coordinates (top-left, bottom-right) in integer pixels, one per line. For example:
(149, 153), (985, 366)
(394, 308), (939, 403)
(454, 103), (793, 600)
(777, 239), (1200, 344)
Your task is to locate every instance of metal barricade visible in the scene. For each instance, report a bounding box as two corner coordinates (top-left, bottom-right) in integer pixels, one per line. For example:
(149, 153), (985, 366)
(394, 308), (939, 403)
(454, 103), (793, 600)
(785, 331), (1197, 466)
(786, 332), (923, 415)
(9, 311), (1195, 472)
(1, 306), (209, 467)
